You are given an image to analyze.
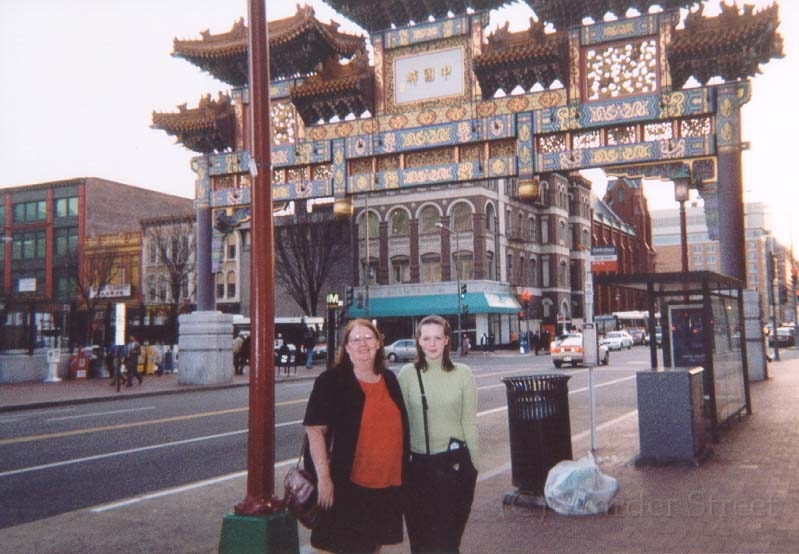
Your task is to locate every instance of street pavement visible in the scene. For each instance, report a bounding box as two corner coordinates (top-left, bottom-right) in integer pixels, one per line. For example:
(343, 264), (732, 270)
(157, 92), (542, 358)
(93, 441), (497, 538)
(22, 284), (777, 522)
(2, 353), (799, 553)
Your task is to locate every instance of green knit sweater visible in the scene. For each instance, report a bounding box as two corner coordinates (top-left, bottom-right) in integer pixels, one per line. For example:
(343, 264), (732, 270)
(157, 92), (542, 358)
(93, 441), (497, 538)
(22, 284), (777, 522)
(398, 360), (479, 470)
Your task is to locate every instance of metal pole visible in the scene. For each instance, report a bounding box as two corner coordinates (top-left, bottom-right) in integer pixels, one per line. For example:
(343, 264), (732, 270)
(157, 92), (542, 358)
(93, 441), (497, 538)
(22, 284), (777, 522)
(436, 222), (462, 352)
(364, 193), (370, 319)
(679, 199), (689, 273)
(235, 0), (278, 515)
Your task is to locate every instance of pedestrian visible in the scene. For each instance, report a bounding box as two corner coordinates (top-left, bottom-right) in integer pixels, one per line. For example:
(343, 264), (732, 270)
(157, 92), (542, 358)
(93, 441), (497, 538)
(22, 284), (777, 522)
(398, 315), (479, 554)
(304, 330), (316, 369)
(480, 333), (487, 353)
(152, 340), (164, 375)
(124, 335), (142, 386)
(532, 331), (540, 355)
(303, 318), (410, 554)
(461, 333), (471, 356)
(232, 332), (245, 375)
(278, 341), (292, 375)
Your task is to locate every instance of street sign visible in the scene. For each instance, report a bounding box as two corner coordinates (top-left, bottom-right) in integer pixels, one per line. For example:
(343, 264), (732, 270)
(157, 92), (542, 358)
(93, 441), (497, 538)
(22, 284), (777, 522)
(591, 245), (618, 272)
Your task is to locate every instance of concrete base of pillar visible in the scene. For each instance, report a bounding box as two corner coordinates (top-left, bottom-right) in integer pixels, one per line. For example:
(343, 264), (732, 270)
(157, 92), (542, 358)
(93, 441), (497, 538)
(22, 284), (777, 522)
(177, 311), (234, 386)
(218, 512), (299, 554)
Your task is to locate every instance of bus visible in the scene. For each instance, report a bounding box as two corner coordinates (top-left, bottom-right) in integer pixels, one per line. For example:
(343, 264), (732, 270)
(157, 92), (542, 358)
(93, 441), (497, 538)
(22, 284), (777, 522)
(232, 315), (326, 349)
(595, 311), (657, 345)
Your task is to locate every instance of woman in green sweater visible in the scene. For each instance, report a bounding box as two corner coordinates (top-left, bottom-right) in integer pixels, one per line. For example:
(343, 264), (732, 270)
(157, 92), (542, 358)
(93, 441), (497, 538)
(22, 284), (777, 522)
(399, 315), (479, 554)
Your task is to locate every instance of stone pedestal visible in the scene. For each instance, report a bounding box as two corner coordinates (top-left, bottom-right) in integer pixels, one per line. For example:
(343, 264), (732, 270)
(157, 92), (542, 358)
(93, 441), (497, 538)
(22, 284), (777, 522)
(178, 311), (234, 385)
(636, 367), (708, 465)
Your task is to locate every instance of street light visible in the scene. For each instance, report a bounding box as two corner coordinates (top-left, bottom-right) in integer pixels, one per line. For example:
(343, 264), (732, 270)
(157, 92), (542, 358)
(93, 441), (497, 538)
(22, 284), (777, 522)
(436, 222), (463, 353)
(674, 179), (690, 273)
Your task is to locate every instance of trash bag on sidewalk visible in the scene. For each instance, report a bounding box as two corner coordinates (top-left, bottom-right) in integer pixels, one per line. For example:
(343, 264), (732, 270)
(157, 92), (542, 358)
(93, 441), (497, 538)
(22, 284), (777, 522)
(544, 451), (618, 515)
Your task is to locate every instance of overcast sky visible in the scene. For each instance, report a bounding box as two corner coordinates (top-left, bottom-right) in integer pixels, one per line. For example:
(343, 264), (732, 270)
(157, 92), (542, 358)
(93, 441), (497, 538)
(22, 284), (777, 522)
(1, 1), (796, 243)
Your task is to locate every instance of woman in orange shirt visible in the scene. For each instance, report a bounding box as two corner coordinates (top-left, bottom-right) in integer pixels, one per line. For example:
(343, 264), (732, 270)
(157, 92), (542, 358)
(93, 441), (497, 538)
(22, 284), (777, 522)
(304, 319), (410, 553)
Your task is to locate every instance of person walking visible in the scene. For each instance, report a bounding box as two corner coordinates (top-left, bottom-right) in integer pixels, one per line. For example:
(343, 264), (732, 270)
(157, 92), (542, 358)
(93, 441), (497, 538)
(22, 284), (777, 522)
(303, 318), (410, 554)
(304, 330), (316, 369)
(398, 315), (479, 554)
(232, 332), (245, 375)
(124, 335), (142, 387)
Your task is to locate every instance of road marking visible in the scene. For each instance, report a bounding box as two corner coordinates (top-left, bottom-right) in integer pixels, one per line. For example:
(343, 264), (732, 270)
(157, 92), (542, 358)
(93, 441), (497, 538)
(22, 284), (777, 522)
(0, 419), (305, 478)
(47, 406), (156, 422)
(0, 399), (306, 446)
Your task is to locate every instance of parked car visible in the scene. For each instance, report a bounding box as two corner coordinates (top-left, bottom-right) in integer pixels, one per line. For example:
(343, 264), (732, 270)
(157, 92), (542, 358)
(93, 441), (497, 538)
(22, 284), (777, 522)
(384, 338), (416, 362)
(769, 326), (796, 348)
(627, 328), (646, 345)
(599, 330), (634, 351)
(550, 333), (609, 368)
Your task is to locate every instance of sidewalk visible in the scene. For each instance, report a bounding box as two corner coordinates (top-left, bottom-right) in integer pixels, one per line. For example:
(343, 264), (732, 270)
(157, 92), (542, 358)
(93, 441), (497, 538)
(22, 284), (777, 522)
(2, 357), (799, 553)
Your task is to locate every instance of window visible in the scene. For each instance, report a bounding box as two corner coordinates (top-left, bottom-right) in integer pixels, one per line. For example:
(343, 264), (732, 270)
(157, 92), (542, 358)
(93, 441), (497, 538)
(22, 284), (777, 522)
(148, 242), (158, 264)
(487, 251), (495, 280)
(216, 272), (225, 298)
(159, 279), (168, 303)
(507, 254), (513, 283)
(12, 231), (46, 260)
(55, 274), (76, 299)
(421, 254), (441, 283)
(148, 278), (158, 303)
(226, 271), (236, 298)
(54, 228), (78, 256)
(582, 229), (590, 249)
(559, 220), (566, 244)
(13, 201), (46, 223)
(419, 206), (439, 234)
(529, 217), (536, 242)
(452, 203), (473, 232)
(559, 260), (568, 286)
(391, 256), (410, 283)
(359, 211), (380, 239)
(453, 252), (474, 280)
(542, 257), (550, 287)
(390, 210), (409, 236)
(530, 257), (537, 286)
(55, 197), (78, 218)
(485, 204), (495, 233)
(541, 218), (549, 244)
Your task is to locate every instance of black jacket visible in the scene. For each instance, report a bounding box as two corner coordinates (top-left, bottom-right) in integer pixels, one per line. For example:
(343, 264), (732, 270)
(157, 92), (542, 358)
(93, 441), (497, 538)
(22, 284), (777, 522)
(303, 366), (410, 485)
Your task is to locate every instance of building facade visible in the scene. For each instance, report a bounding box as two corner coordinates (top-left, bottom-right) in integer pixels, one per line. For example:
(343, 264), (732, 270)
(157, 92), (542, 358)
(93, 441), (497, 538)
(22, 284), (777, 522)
(0, 178), (193, 351)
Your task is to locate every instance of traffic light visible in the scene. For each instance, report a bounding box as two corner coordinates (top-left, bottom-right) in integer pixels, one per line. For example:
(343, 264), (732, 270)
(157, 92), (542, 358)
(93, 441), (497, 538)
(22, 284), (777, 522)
(460, 284), (467, 298)
(462, 304), (469, 315)
(345, 286), (353, 307)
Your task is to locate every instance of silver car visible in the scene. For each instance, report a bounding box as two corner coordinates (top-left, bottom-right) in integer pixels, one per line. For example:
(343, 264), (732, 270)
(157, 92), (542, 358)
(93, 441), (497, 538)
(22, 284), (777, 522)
(384, 339), (416, 362)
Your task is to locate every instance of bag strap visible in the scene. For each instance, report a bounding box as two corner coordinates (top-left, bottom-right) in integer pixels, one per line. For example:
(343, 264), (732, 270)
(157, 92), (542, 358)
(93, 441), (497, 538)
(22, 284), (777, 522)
(415, 367), (430, 455)
(297, 434), (309, 468)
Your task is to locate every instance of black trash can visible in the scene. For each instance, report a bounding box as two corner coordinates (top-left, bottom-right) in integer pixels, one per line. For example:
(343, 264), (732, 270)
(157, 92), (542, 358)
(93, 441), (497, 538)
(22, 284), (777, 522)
(501, 374), (572, 495)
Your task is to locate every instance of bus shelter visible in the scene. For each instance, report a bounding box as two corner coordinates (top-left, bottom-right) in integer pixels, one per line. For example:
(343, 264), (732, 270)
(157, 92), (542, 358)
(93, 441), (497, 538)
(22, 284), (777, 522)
(596, 271), (751, 441)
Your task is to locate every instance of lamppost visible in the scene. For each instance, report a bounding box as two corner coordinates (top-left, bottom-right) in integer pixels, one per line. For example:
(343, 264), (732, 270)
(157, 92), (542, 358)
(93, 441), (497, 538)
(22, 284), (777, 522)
(674, 179), (690, 273)
(436, 222), (462, 352)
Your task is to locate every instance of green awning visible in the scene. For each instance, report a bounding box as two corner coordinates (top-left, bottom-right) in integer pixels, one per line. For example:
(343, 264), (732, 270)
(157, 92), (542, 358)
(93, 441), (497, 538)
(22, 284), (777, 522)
(348, 292), (521, 318)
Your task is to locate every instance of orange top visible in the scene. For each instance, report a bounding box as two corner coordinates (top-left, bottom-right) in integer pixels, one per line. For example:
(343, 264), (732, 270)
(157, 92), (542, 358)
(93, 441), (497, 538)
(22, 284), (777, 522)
(350, 377), (403, 488)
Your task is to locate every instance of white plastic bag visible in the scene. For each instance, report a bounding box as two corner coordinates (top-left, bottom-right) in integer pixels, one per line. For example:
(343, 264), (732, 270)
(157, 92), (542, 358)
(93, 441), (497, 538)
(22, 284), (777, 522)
(544, 451), (618, 515)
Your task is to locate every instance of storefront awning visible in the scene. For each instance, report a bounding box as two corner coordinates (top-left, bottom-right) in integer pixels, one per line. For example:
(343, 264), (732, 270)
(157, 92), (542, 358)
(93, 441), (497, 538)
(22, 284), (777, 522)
(347, 292), (521, 318)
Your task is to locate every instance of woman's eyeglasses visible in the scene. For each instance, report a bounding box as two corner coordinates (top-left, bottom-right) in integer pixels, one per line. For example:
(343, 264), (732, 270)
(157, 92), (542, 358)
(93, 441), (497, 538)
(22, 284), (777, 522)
(349, 335), (376, 345)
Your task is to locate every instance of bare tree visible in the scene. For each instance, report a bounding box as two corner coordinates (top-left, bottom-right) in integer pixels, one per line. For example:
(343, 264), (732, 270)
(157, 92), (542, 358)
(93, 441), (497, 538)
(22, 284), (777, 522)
(274, 207), (350, 317)
(75, 247), (121, 345)
(144, 219), (196, 343)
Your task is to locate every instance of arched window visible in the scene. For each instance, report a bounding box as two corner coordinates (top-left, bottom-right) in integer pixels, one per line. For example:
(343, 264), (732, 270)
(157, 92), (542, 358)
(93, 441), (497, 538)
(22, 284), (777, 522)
(530, 257), (537, 286)
(486, 251), (495, 280)
(390, 209), (409, 236)
(420, 253), (441, 282)
(529, 216), (536, 242)
(419, 206), (440, 234)
(559, 260), (568, 286)
(485, 204), (495, 232)
(452, 202), (473, 232)
(559, 220), (566, 244)
(358, 211), (379, 239)
(582, 229), (590, 249)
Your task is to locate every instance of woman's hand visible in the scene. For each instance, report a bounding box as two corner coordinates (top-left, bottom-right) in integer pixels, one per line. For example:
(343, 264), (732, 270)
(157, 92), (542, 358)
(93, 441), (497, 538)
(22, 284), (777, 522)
(316, 474), (334, 510)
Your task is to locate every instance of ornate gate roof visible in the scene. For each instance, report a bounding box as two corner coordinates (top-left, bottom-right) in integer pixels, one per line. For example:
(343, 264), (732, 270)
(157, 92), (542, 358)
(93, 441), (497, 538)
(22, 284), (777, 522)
(172, 5), (365, 86)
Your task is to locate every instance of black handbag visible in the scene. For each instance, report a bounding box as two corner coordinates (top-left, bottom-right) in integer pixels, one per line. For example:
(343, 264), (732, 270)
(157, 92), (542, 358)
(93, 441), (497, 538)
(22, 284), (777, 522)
(284, 435), (320, 529)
